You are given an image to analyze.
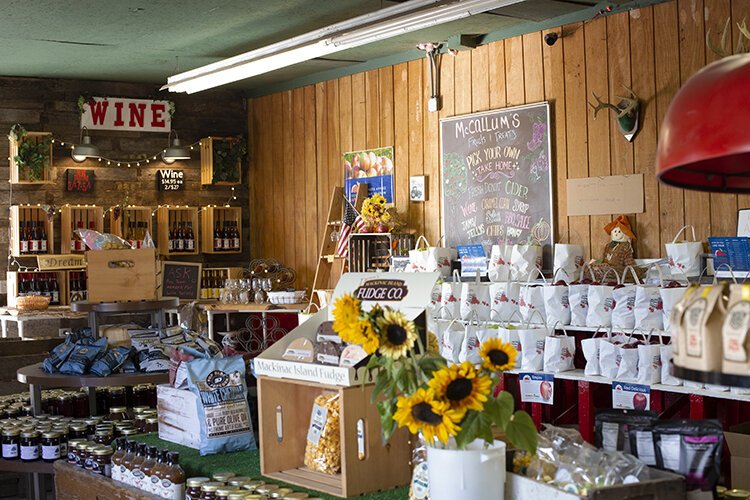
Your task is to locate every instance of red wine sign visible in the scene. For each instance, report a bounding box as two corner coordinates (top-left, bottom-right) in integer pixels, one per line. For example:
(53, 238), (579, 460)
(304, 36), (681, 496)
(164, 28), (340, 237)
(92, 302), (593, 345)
(66, 169), (94, 192)
(80, 97), (171, 132)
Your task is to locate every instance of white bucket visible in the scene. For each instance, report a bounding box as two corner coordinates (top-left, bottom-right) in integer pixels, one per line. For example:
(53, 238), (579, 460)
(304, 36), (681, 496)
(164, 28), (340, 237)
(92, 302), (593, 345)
(427, 439), (506, 500)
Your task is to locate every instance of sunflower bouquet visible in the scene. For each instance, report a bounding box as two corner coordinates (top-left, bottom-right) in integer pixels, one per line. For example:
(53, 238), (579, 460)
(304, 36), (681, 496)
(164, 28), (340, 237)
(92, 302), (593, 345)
(332, 293), (538, 452)
(360, 193), (393, 229)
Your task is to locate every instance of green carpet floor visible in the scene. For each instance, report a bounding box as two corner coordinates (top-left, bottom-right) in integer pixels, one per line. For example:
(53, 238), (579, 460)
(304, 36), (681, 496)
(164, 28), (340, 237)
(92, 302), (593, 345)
(134, 435), (408, 499)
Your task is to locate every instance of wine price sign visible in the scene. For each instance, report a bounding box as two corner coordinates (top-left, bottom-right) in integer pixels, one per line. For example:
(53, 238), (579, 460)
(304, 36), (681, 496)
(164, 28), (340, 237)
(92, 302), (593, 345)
(157, 169), (185, 191)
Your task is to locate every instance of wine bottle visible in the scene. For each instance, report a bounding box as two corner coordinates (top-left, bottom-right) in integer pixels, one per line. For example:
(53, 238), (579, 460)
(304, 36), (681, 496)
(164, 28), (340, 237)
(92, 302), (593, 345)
(39, 221), (47, 253)
(214, 221), (222, 251)
(50, 274), (60, 305)
(186, 222), (194, 252)
(19, 222), (28, 254)
(232, 222), (240, 251)
(18, 274), (28, 297)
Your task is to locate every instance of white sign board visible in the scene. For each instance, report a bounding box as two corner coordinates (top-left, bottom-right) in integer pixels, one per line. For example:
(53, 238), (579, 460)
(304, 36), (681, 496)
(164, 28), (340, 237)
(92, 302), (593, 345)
(611, 381), (650, 410)
(567, 174), (644, 216)
(80, 97), (171, 132)
(519, 373), (555, 405)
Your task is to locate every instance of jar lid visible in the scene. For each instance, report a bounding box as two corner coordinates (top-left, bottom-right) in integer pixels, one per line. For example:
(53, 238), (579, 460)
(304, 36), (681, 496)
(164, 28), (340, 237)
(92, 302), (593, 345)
(85, 443), (99, 451)
(84, 419), (98, 425)
(256, 485), (280, 494)
(70, 424), (88, 431)
(227, 494), (248, 500)
(93, 447), (113, 456)
(108, 386), (125, 393)
(270, 489), (293, 498)
(21, 405), (32, 411)
(244, 496), (264, 500)
(216, 488), (240, 496)
(108, 407), (128, 413)
(41, 431), (60, 439)
(20, 430), (39, 438)
(57, 395), (72, 401)
(120, 429), (139, 436)
(95, 429), (113, 436)
(228, 476), (253, 487)
(145, 418), (158, 424)
(242, 481), (265, 491)
(2, 428), (20, 436)
(200, 483), (222, 492)
(132, 406), (150, 414)
(725, 490), (750, 500)
(186, 477), (210, 487)
(212, 471), (236, 482)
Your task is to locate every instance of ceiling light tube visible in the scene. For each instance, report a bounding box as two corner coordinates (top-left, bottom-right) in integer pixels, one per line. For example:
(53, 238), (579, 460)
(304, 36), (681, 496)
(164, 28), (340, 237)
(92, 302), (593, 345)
(164, 0), (523, 94)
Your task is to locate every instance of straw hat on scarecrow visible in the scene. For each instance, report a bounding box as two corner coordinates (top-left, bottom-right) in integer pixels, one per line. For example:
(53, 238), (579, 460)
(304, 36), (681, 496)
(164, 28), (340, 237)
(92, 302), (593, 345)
(590, 215), (637, 281)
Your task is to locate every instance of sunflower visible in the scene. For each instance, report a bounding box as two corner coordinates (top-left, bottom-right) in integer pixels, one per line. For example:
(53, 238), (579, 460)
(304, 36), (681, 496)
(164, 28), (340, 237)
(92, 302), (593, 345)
(393, 388), (461, 444)
(332, 294), (362, 340)
(376, 309), (417, 359)
(429, 362), (492, 417)
(479, 338), (518, 372)
(354, 319), (380, 354)
(426, 331), (440, 354)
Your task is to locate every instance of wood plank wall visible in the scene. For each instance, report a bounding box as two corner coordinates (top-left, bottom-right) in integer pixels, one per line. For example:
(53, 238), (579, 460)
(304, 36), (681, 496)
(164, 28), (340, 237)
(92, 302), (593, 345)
(249, 0), (750, 292)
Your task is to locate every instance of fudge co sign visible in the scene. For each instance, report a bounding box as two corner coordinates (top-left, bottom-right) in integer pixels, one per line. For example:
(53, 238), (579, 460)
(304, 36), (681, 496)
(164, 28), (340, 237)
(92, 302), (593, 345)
(80, 97), (171, 133)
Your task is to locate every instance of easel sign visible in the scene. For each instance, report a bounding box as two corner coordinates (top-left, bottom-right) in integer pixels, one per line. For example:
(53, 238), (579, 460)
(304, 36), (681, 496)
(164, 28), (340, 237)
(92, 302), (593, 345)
(159, 261), (202, 301)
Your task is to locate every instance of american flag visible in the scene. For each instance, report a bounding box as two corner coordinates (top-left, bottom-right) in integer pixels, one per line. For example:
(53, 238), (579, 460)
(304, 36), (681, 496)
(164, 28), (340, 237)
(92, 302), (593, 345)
(336, 197), (365, 258)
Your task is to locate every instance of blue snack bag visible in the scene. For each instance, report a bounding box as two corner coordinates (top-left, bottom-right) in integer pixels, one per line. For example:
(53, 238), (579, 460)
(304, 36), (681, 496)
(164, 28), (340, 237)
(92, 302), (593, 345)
(42, 335), (76, 373)
(90, 346), (133, 377)
(59, 338), (108, 375)
(186, 355), (257, 456)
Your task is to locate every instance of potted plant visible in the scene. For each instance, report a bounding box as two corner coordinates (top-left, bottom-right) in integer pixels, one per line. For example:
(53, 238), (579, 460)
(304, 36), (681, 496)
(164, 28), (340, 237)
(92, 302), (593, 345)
(9, 124), (52, 182)
(331, 294), (538, 500)
(211, 136), (245, 183)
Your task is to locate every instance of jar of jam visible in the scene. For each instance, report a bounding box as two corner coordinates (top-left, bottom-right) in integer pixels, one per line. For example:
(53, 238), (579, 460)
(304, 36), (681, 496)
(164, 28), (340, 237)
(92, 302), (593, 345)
(133, 384), (155, 408)
(145, 417), (158, 433)
(94, 429), (113, 445)
(21, 405), (33, 417)
(135, 414), (148, 433)
(106, 406), (129, 422)
(41, 431), (61, 462)
(20, 431), (40, 462)
(84, 442), (99, 470)
(107, 387), (127, 410)
(92, 446), (113, 477)
(2, 428), (20, 460)
(75, 441), (93, 468)
(69, 424), (88, 440)
(120, 428), (139, 439)
(132, 406), (150, 415)
(200, 483), (221, 500)
(216, 487), (240, 500)
(186, 477), (210, 500)
(66, 439), (83, 464)
(84, 419), (98, 437)
(73, 392), (88, 418)
(57, 395), (74, 417)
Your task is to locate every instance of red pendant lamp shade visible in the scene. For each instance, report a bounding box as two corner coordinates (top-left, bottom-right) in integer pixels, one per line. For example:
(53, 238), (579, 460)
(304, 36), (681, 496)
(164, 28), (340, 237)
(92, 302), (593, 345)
(656, 54), (750, 192)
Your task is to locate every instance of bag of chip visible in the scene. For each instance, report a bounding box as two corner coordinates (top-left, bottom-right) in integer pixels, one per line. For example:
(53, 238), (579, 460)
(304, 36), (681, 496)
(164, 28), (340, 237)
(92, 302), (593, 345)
(59, 338), (108, 375)
(304, 392), (341, 474)
(595, 408), (657, 454)
(90, 346), (133, 377)
(42, 335), (76, 373)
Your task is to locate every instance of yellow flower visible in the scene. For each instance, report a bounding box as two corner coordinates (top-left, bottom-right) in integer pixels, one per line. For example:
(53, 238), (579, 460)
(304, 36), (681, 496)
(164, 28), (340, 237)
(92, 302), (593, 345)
(427, 331), (440, 354)
(376, 309), (417, 360)
(332, 294), (361, 340)
(393, 388), (461, 444)
(355, 319), (380, 354)
(480, 338), (518, 372)
(429, 362), (492, 418)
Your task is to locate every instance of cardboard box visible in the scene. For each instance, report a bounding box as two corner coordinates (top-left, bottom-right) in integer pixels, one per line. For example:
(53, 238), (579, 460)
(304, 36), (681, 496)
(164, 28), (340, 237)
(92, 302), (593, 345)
(725, 422), (750, 490)
(156, 384), (200, 449)
(86, 248), (158, 302)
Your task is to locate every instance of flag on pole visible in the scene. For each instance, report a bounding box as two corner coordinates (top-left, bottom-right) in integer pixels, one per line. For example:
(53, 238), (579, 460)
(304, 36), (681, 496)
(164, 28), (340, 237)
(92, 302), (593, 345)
(336, 197), (365, 258)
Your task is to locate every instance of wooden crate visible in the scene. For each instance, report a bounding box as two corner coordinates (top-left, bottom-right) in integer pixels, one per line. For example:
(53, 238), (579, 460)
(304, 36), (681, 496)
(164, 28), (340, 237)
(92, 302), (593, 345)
(55, 460), (160, 500)
(200, 206), (242, 254)
(86, 248), (158, 302)
(200, 136), (243, 186)
(107, 206), (153, 244)
(9, 205), (55, 257)
(6, 271), (68, 307)
(156, 206), (199, 256)
(65, 269), (88, 305)
(9, 131), (53, 184)
(61, 205), (104, 254)
(201, 267), (245, 299)
(258, 377), (411, 498)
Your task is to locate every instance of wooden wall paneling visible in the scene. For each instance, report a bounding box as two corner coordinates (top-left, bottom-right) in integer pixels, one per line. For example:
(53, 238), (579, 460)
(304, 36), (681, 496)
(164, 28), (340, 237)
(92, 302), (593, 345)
(271, 93), (285, 261)
(542, 28), (569, 243)
(488, 41), (507, 110)
(408, 60), (425, 237)
(282, 91), (295, 271)
(365, 70), (381, 149)
(292, 88), (307, 287)
(454, 51), (473, 115)
(351, 73), (366, 151)
(522, 33), (544, 102)
(733, 0), (750, 213)
(653, 1), (685, 249)
(303, 85), (319, 290)
(586, 18), (613, 257)
(339, 76), (354, 196)
(423, 58), (440, 244)
(379, 67), (395, 147)
(504, 37), (526, 106)
(471, 44), (490, 111)
(563, 22), (592, 258)
(393, 63), (410, 217)
(630, 7), (662, 258)
(678, 0), (711, 241)
(326, 79), (341, 278)
(315, 83), (330, 277)
(438, 51), (456, 241)
(247, 98), (259, 257)
(705, 0), (738, 236)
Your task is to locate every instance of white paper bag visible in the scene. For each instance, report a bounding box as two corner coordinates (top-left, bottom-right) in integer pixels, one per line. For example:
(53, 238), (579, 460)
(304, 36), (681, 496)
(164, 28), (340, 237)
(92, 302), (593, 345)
(477, 326), (499, 344)
(407, 235), (457, 277)
(615, 342), (641, 382)
(581, 328), (608, 376)
(439, 319), (464, 364)
(489, 278), (520, 323)
(488, 243), (511, 282)
(460, 270), (491, 321)
(519, 269), (547, 324)
(634, 266), (665, 331)
(498, 321), (522, 369)
(553, 243), (585, 278)
(458, 321), (482, 365)
(660, 281), (688, 332)
(543, 269), (571, 326)
(637, 332), (663, 385)
(611, 266), (641, 330)
(599, 339), (620, 379)
(659, 344), (682, 386)
(517, 313), (549, 371)
(428, 282), (442, 319)
(665, 225), (703, 278)
(510, 243), (543, 281)
(569, 265), (595, 327)
(543, 325), (576, 373)
(586, 268), (619, 328)
(439, 270), (462, 320)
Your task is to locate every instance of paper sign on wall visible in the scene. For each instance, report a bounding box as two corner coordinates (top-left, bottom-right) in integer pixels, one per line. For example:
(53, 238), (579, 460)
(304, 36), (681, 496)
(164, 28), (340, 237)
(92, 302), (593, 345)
(612, 381), (650, 410)
(519, 373), (554, 405)
(80, 97), (171, 132)
(567, 174), (644, 216)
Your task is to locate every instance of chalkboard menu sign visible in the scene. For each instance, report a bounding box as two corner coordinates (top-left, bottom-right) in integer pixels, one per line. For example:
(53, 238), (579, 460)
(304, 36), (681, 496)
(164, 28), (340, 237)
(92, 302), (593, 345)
(160, 261), (202, 301)
(440, 102), (553, 266)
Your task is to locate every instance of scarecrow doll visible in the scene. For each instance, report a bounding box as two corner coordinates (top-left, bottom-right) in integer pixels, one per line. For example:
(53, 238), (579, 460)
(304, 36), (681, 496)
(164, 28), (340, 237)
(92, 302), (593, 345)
(589, 215), (637, 281)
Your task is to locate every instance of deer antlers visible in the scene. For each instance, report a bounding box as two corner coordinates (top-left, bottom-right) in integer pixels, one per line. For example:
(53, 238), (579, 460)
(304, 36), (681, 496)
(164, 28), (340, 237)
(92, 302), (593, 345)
(588, 86), (639, 119)
(706, 17), (750, 57)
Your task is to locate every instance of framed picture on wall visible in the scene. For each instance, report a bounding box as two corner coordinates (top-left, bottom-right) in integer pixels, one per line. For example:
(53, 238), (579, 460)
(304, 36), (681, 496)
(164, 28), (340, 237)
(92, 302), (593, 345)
(410, 175), (426, 202)
(343, 146), (394, 204)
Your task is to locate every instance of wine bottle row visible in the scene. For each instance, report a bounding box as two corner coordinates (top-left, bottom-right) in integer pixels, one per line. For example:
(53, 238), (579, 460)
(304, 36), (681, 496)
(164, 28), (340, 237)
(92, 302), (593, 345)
(213, 221), (240, 251)
(18, 221), (48, 255)
(70, 221), (97, 253)
(200, 270), (227, 299)
(125, 221), (149, 249)
(68, 271), (88, 303)
(16, 273), (60, 305)
(167, 222), (195, 252)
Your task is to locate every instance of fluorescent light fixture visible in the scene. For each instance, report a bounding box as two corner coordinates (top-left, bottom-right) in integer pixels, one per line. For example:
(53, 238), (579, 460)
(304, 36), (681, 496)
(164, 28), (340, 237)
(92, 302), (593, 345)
(163, 0), (523, 94)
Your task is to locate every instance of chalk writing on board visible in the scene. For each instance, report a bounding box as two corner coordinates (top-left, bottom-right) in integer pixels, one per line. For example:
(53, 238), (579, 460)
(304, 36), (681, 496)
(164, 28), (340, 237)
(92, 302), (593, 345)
(161, 262), (201, 301)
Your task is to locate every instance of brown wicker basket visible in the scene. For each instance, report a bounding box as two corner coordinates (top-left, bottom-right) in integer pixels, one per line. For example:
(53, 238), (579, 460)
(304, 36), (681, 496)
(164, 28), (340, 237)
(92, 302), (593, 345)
(16, 295), (51, 311)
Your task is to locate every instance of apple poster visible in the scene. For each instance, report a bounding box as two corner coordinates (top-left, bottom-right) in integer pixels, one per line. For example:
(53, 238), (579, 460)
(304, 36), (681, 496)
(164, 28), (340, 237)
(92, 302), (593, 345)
(612, 382), (651, 411)
(343, 147), (395, 204)
(519, 373), (554, 405)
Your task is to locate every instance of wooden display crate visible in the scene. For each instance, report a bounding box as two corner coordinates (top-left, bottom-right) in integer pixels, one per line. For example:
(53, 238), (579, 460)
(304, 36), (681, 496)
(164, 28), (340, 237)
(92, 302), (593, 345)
(201, 266), (245, 299)
(86, 248), (157, 302)
(348, 233), (415, 273)
(61, 205), (103, 254)
(9, 131), (53, 184)
(200, 206), (242, 253)
(107, 205), (153, 244)
(9, 205), (55, 257)
(156, 206), (199, 256)
(258, 377), (411, 498)
(6, 271), (68, 307)
(64, 269), (88, 305)
(200, 136), (243, 186)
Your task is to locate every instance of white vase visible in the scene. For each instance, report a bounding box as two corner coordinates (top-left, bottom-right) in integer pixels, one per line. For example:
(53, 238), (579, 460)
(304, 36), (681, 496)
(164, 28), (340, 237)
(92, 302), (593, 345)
(426, 439), (506, 500)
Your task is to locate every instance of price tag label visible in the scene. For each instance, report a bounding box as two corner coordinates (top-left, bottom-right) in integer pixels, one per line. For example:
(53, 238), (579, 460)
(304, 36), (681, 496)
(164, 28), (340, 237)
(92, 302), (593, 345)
(519, 373), (554, 405)
(612, 382), (650, 411)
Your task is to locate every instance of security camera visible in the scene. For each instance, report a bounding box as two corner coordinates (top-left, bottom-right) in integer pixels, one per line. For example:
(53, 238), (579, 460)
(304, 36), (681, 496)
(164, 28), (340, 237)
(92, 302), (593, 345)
(544, 32), (559, 46)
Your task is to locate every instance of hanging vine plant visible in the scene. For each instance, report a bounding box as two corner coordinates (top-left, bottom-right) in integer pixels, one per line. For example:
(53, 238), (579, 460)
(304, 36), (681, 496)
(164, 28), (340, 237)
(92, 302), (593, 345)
(9, 124), (52, 182)
(212, 136), (246, 183)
